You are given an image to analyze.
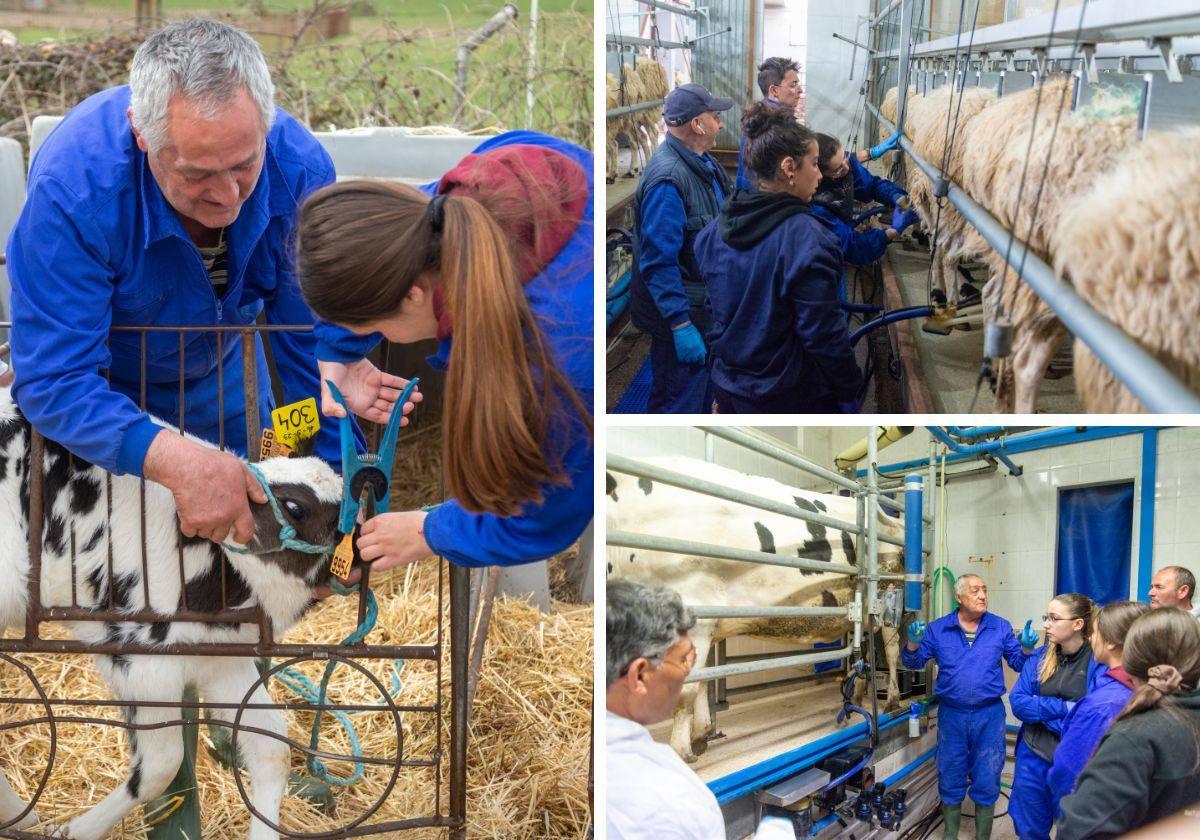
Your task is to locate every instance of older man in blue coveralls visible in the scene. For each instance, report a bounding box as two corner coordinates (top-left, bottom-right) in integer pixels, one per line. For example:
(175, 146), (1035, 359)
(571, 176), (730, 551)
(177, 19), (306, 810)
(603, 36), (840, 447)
(6, 20), (397, 548)
(902, 574), (1039, 840)
(629, 82), (733, 414)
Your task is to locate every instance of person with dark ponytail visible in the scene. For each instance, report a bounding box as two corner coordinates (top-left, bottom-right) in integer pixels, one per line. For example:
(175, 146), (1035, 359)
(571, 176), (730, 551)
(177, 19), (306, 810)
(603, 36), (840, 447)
(1058, 607), (1200, 840)
(1008, 593), (1100, 840)
(809, 132), (918, 267)
(295, 130), (593, 570)
(1047, 600), (1150, 811)
(693, 103), (863, 413)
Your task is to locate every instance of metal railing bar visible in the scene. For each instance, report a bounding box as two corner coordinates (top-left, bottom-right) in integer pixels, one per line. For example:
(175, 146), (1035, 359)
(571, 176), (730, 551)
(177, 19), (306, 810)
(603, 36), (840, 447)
(609, 530), (859, 576)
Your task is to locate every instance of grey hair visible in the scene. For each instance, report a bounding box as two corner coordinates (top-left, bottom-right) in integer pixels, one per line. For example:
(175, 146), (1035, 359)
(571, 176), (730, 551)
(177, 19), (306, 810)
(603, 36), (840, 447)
(130, 19), (276, 153)
(1163, 566), (1197, 600)
(955, 574), (986, 599)
(606, 580), (696, 689)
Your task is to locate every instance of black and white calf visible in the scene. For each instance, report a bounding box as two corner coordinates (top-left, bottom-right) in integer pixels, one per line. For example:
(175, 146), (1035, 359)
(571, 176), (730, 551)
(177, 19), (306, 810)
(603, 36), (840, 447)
(0, 390), (345, 840)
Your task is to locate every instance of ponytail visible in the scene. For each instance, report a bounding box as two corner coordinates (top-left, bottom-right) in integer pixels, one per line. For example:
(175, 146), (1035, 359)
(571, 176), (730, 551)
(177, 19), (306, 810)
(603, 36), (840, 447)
(296, 179), (591, 517)
(1117, 607), (1200, 724)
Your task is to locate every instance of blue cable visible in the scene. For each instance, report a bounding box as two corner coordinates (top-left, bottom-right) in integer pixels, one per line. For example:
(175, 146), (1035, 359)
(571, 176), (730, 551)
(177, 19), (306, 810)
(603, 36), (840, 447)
(275, 581), (406, 786)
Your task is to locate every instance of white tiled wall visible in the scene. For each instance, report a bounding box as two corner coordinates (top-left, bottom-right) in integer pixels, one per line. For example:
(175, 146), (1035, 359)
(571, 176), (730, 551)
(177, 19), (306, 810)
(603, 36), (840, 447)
(805, 0), (871, 143)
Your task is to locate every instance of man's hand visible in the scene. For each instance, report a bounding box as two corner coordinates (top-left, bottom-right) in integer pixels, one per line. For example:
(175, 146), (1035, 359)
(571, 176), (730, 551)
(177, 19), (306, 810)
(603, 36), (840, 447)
(357, 510), (433, 572)
(143, 430), (266, 544)
(318, 359), (421, 424)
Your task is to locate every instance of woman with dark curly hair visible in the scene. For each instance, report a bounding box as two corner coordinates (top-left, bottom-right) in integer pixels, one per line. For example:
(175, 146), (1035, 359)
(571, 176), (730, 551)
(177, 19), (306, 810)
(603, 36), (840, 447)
(693, 103), (862, 413)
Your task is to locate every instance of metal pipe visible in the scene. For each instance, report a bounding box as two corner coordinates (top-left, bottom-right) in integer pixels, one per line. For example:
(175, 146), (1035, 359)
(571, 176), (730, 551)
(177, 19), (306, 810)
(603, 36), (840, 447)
(895, 0), (913, 131)
(608, 531), (859, 576)
(606, 98), (666, 118)
(607, 33), (689, 50)
(866, 429), (880, 622)
(686, 646), (851, 684)
(606, 455), (898, 545)
(866, 100), (1200, 413)
(689, 606), (848, 619)
(904, 475), (923, 611)
(454, 4), (519, 121)
(698, 426), (863, 493)
(870, 0), (902, 27)
(834, 426), (914, 471)
(944, 426), (1009, 440)
(448, 563), (470, 839)
(1138, 71), (1153, 138)
(636, 0), (704, 20)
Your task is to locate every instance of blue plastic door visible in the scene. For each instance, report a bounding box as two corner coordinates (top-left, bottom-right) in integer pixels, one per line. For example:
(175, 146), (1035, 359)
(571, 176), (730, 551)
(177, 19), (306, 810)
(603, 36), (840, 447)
(1056, 482), (1134, 606)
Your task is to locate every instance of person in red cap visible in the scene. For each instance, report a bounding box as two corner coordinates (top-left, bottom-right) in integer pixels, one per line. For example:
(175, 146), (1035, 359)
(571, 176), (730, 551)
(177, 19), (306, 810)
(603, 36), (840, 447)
(294, 130), (594, 571)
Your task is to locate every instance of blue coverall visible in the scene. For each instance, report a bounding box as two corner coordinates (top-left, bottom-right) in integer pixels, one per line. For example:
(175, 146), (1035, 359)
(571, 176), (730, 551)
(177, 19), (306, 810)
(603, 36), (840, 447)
(313, 131), (594, 568)
(7, 85), (345, 473)
(1009, 646), (1106, 839)
(735, 96), (783, 190)
(810, 157), (909, 266)
(901, 611), (1029, 807)
(1046, 667), (1133, 814)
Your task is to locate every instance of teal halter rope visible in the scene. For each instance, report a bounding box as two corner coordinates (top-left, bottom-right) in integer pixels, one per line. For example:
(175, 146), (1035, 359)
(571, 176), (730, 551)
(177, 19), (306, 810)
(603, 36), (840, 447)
(223, 463), (337, 558)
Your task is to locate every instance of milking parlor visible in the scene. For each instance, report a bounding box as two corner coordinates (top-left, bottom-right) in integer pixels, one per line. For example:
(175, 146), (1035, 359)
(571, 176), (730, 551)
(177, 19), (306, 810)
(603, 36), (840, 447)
(605, 424), (1200, 839)
(605, 0), (1200, 415)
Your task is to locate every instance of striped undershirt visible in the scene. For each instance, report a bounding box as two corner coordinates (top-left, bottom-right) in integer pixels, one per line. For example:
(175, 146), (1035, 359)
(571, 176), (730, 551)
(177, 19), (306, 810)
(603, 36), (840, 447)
(197, 228), (229, 297)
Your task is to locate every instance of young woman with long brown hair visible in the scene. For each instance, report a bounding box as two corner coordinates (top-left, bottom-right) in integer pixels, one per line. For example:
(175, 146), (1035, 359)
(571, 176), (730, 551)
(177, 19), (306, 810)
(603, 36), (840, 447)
(295, 131), (593, 570)
(1008, 592), (1099, 840)
(1058, 606), (1200, 839)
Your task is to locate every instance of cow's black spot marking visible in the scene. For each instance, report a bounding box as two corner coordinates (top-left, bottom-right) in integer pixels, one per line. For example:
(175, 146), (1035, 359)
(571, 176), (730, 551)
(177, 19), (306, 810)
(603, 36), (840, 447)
(0, 456), (7, 483)
(148, 621), (170, 643)
(182, 545), (251, 620)
(841, 530), (857, 566)
(637, 477), (653, 495)
(110, 654), (129, 673)
(754, 522), (776, 554)
(127, 759), (142, 800)
(821, 589), (838, 607)
(606, 473), (618, 500)
(607, 562), (613, 574)
(629, 553), (635, 563)
(813, 499), (827, 513)
(82, 526), (105, 554)
(794, 497), (818, 513)
(69, 475), (102, 516)
(0, 420), (21, 450)
(44, 514), (66, 556)
(87, 569), (139, 611)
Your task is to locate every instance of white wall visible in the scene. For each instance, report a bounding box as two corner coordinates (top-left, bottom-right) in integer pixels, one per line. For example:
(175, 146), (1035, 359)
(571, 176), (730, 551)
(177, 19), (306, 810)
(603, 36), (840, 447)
(761, 0), (808, 91)
(805, 0), (870, 143)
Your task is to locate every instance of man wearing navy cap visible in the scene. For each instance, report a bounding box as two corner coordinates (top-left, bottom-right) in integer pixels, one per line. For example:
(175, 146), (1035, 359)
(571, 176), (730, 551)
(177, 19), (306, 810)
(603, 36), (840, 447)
(630, 82), (734, 414)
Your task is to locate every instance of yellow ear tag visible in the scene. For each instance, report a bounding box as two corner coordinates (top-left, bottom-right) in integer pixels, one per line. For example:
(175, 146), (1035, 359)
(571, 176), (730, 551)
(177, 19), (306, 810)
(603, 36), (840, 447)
(330, 533), (354, 580)
(271, 397), (320, 451)
(259, 428), (294, 460)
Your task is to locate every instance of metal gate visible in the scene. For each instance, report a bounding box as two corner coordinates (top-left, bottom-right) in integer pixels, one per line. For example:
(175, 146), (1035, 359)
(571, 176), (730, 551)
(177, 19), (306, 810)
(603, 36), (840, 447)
(0, 321), (469, 839)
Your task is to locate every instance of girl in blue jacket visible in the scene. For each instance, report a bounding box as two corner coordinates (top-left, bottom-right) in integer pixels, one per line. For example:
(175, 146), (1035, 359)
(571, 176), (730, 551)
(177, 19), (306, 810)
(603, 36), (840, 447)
(693, 104), (862, 413)
(1047, 600), (1148, 812)
(1009, 593), (1100, 840)
(808, 133), (917, 266)
(295, 131), (593, 570)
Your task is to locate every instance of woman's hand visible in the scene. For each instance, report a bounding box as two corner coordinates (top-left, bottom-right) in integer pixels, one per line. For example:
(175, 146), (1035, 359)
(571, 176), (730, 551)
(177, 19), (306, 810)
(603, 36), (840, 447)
(357, 510), (433, 572)
(318, 359), (423, 424)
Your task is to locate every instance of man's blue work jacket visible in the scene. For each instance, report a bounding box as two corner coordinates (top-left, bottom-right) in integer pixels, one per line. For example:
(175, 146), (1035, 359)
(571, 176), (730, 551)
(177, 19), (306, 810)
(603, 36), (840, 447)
(901, 610), (1029, 708)
(1047, 667), (1132, 806)
(846, 155), (907, 208)
(312, 131), (594, 569)
(8, 85), (344, 474)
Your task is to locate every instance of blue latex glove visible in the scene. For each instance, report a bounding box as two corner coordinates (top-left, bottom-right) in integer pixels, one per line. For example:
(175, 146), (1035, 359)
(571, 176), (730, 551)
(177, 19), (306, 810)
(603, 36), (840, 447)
(672, 322), (707, 365)
(891, 207), (919, 234)
(907, 620), (926, 645)
(1017, 619), (1040, 649)
(869, 130), (902, 160)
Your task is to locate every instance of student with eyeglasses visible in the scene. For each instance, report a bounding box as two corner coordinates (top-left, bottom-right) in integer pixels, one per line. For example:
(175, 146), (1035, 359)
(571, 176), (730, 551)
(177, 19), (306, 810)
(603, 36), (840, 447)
(1009, 593), (1101, 840)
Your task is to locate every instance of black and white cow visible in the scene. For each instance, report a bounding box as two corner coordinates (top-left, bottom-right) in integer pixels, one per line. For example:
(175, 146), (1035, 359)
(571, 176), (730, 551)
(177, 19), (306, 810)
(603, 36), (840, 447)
(606, 456), (904, 762)
(0, 389), (345, 839)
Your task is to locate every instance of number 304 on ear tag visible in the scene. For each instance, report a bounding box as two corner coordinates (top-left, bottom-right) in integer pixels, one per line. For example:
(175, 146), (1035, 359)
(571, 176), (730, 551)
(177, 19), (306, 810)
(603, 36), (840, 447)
(271, 397), (320, 451)
(330, 533), (354, 580)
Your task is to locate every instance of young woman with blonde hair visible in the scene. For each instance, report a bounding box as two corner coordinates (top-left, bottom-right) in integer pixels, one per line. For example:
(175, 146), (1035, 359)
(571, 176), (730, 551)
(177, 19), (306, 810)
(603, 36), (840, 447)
(295, 131), (593, 570)
(1058, 606), (1200, 839)
(1008, 592), (1100, 840)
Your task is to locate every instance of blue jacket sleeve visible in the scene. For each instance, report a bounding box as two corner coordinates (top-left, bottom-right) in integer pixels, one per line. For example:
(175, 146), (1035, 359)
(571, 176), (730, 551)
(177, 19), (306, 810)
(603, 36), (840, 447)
(422, 424), (593, 567)
(900, 632), (934, 670)
(785, 227), (862, 402)
(850, 157), (907, 208)
(811, 207), (892, 266)
(1010, 648), (1070, 726)
(1001, 621), (1030, 673)
(637, 182), (692, 328)
(736, 134), (751, 191)
(7, 174), (166, 475)
(1048, 701), (1113, 806)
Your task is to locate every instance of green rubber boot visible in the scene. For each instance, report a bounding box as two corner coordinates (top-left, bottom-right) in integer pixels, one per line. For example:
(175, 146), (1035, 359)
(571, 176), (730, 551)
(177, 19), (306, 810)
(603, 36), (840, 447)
(974, 804), (995, 840)
(942, 803), (962, 839)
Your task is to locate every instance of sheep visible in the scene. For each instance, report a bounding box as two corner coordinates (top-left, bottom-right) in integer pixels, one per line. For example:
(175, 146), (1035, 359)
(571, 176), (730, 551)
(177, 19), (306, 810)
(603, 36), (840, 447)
(1052, 128), (1200, 412)
(605, 57), (668, 181)
(877, 84), (915, 177)
(606, 72), (623, 182)
(958, 78), (1138, 412)
(0, 389), (348, 840)
(902, 85), (997, 309)
(630, 57), (668, 165)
